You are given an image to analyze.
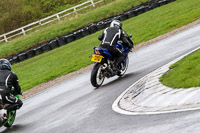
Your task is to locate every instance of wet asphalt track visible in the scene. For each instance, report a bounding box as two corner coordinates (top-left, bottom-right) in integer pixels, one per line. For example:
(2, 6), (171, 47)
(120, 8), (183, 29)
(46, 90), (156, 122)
(1, 24), (200, 133)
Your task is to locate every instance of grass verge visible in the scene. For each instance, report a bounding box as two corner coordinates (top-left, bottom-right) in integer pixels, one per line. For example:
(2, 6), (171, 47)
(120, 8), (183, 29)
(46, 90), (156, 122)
(11, 0), (200, 91)
(160, 50), (200, 88)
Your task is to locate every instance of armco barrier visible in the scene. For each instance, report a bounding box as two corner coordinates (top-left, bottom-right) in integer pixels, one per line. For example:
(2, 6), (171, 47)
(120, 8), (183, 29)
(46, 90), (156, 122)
(8, 0), (176, 64)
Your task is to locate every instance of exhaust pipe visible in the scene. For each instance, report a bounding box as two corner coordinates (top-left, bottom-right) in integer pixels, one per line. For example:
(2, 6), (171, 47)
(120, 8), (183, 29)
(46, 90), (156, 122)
(102, 63), (108, 70)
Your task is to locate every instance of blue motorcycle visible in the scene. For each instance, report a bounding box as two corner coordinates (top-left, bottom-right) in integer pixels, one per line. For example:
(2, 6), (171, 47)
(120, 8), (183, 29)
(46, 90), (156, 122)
(90, 41), (131, 87)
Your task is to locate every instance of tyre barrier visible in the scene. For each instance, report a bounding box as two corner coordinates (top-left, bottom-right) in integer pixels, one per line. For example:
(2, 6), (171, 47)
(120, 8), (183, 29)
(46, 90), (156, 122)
(7, 0), (176, 64)
(124, 10), (137, 19)
(73, 30), (84, 40)
(88, 24), (98, 34)
(41, 43), (51, 52)
(10, 56), (18, 64)
(34, 46), (43, 56)
(49, 39), (59, 49)
(96, 21), (107, 30)
(17, 53), (27, 62)
(63, 33), (75, 43)
(158, 0), (169, 6)
(134, 6), (147, 16)
(81, 27), (91, 37)
(26, 49), (35, 58)
(73, 26), (92, 40)
(57, 36), (66, 46)
(119, 14), (129, 21)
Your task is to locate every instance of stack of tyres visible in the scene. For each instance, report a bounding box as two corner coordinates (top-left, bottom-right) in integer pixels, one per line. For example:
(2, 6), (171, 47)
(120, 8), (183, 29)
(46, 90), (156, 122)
(26, 50), (35, 58)
(17, 53), (27, 62)
(57, 36), (66, 46)
(81, 27), (91, 37)
(96, 21), (106, 30)
(63, 33), (75, 44)
(88, 24), (98, 34)
(49, 39), (59, 49)
(33, 46), (43, 56)
(41, 43), (51, 52)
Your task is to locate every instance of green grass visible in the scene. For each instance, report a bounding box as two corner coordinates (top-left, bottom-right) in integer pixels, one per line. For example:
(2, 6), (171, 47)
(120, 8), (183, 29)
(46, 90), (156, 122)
(160, 50), (200, 88)
(10, 0), (200, 91)
(0, 0), (148, 58)
(13, 35), (97, 90)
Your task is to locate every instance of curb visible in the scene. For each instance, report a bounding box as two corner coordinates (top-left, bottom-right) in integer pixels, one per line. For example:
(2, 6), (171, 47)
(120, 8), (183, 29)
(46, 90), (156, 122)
(112, 45), (200, 115)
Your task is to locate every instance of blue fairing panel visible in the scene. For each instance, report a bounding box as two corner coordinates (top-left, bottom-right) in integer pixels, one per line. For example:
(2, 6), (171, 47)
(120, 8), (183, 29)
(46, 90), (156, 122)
(103, 51), (112, 59)
(94, 47), (112, 59)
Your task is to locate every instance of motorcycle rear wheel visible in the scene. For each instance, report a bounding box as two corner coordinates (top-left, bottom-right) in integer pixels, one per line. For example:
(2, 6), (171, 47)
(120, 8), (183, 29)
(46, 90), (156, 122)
(91, 63), (105, 88)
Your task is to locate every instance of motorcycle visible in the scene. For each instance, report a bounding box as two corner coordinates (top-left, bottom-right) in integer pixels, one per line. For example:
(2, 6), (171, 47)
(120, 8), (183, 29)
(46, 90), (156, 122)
(90, 41), (131, 88)
(0, 94), (20, 128)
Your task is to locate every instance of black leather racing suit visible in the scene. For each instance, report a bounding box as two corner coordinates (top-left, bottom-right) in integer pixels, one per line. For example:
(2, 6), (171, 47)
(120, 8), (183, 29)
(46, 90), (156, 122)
(98, 27), (133, 69)
(0, 68), (23, 111)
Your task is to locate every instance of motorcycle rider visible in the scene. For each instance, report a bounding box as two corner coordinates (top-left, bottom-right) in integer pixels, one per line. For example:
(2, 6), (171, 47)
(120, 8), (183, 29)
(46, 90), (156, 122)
(0, 59), (23, 112)
(98, 20), (133, 71)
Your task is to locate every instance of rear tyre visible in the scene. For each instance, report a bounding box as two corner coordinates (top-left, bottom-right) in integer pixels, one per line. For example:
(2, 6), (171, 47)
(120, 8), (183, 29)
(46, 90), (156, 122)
(91, 63), (105, 88)
(117, 57), (129, 77)
(4, 111), (16, 127)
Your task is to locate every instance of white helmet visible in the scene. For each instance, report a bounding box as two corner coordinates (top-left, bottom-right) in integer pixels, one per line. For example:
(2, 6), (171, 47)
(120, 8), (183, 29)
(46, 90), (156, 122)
(110, 20), (122, 29)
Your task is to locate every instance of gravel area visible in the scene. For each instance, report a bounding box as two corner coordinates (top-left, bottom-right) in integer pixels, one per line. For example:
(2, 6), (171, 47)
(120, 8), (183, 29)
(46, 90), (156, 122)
(21, 19), (200, 100)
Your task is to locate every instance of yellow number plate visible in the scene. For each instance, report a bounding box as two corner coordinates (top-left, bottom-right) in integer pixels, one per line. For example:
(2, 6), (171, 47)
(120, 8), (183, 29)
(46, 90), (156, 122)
(91, 54), (103, 63)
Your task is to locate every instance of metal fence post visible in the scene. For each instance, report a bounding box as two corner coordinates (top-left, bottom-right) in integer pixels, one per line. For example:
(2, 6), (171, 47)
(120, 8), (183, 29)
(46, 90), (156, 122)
(90, 0), (95, 7)
(74, 7), (78, 14)
(22, 28), (26, 36)
(4, 35), (8, 42)
(39, 20), (42, 25)
(56, 14), (61, 21)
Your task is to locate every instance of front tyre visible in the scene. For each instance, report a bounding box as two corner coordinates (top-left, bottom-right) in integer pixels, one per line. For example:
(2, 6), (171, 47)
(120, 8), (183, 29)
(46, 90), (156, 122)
(4, 111), (16, 127)
(90, 63), (105, 88)
(117, 57), (129, 77)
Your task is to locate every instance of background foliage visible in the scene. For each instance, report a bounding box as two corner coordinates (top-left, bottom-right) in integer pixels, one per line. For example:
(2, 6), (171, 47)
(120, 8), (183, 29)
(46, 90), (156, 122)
(0, 0), (88, 34)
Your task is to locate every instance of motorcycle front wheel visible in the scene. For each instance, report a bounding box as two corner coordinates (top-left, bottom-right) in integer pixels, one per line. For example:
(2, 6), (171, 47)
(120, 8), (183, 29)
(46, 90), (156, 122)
(90, 63), (105, 88)
(117, 57), (129, 77)
(4, 111), (16, 127)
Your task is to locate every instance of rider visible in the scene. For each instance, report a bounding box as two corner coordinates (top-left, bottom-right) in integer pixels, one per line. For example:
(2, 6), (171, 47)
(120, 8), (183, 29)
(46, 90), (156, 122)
(98, 20), (134, 71)
(0, 59), (23, 111)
